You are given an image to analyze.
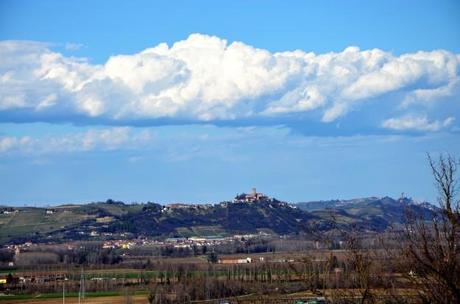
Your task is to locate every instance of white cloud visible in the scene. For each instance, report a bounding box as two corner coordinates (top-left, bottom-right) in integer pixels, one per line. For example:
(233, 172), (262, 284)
(0, 34), (459, 128)
(401, 78), (460, 107)
(382, 115), (455, 132)
(0, 127), (154, 154)
(64, 42), (84, 51)
(0, 136), (19, 152)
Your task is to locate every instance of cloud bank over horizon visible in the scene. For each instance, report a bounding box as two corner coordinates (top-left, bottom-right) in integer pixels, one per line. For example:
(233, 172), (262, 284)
(1, 33), (459, 134)
(0, 126), (153, 154)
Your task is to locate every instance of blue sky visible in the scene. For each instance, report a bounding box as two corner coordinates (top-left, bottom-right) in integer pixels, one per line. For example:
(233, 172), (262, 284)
(0, 1), (459, 205)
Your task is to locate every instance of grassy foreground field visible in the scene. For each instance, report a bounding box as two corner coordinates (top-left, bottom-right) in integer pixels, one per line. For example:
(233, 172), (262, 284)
(0, 291), (152, 304)
(0, 289), (421, 304)
(0, 294), (149, 304)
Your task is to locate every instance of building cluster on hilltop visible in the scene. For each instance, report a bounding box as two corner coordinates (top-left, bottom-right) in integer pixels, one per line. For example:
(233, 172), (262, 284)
(161, 188), (272, 210)
(233, 188), (270, 203)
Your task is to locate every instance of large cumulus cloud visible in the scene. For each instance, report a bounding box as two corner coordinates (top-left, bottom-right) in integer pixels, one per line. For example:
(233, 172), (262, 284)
(1, 34), (459, 131)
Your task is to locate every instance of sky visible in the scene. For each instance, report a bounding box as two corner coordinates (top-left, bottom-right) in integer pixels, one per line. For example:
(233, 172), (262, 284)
(0, 0), (459, 205)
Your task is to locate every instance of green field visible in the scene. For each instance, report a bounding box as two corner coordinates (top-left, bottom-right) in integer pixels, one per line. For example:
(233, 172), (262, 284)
(0, 291), (123, 301)
(0, 208), (88, 242)
(175, 225), (227, 237)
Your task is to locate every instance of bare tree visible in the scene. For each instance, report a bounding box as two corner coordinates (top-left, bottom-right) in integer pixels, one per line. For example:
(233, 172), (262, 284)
(403, 153), (460, 303)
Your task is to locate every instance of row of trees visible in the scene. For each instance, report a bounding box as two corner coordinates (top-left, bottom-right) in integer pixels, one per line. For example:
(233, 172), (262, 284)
(13, 244), (122, 267)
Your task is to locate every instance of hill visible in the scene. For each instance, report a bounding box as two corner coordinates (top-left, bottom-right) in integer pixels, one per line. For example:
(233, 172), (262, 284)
(0, 197), (318, 244)
(0, 195), (436, 244)
(296, 196), (437, 231)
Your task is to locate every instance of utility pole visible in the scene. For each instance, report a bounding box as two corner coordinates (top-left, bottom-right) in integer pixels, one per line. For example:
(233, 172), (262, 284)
(78, 268), (85, 304)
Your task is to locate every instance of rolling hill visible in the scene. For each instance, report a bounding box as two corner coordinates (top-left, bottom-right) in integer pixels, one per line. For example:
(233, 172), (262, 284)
(0, 195), (436, 244)
(296, 196), (437, 230)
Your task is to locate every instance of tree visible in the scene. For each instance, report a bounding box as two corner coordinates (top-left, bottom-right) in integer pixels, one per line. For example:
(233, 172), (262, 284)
(206, 251), (219, 264)
(402, 153), (460, 303)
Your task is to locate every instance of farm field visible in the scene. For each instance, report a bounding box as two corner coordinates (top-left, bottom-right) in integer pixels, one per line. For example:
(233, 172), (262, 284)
(0, 295), (149, 304)
(0, 289), (421, 304)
